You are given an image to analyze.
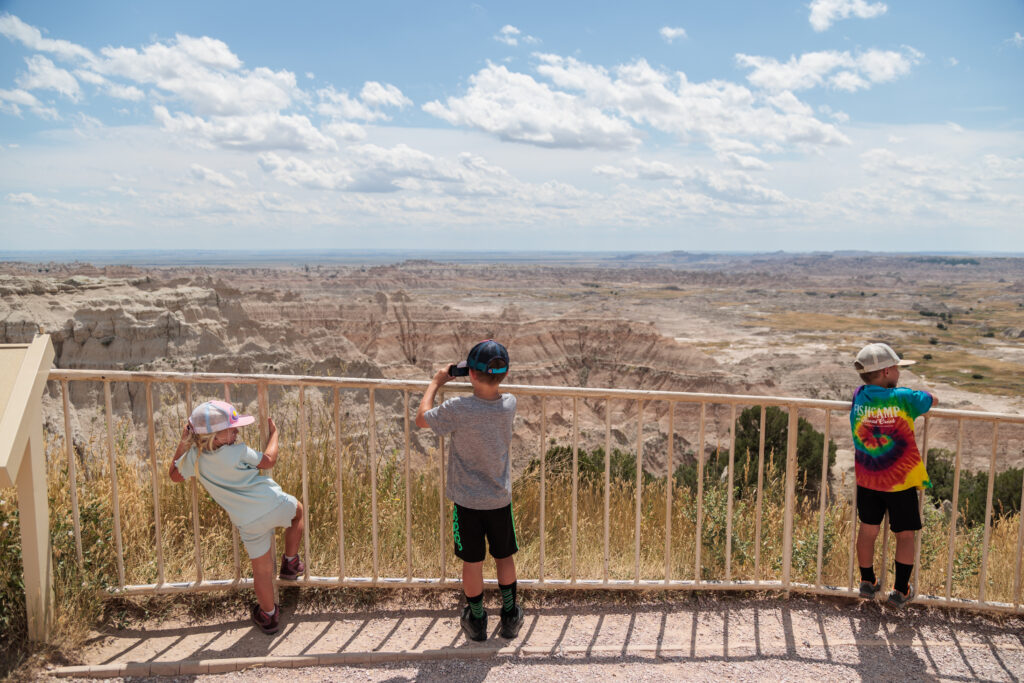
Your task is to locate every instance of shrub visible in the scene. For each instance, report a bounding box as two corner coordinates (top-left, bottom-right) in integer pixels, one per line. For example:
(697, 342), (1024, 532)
(672, 406), (836, 499)
(926, 448), (1023, 526)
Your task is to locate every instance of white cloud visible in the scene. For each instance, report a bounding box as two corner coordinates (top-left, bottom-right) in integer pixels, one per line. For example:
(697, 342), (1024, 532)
(660, 27), (687, 43)
(495, 25), (520, 46)
(7, 191), (43, 206)
(0, 87), (59, 119)
(16, 55), (81, 102)
(0, 13), (95, 62)
(737, 48), (920, 93)
(494, 25), (537, 47)
(947, 57), (958, 67)
(808, 0), (887, 32)
(532, 54), (849, 150)
(73, 69), (145, 100)
(189, 163), (236, 188)
(982, 154), (1024, 179)
(317, 82), (410, 122)
(359, 81), (411, 109)
(1010, 32), (1023, 48)
(591, 158), (788, 205)
(423, 62), (641, 149)
(97, 38), (299, 117)
(154, 106), (336, 151)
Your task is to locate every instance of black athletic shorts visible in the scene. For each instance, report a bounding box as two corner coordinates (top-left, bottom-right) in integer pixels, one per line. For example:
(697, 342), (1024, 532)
(452, 502), (519, 563)
(857, 486), (922, 533)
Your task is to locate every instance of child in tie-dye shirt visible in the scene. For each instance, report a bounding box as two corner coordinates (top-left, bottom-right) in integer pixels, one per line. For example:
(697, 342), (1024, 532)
(851, 342), (937, 608)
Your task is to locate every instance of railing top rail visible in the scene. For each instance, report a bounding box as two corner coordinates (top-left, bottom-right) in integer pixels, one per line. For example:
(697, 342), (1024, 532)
(47, 369), (1024, 424)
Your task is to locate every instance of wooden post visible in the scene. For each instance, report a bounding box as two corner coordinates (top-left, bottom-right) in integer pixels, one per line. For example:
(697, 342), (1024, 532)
(17, 409), (54, 640)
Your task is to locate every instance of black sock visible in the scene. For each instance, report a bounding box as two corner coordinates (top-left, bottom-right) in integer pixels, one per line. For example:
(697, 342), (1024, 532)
(894, 562), (913, 594)
(466, 592), (484, 619)
(499, 581), (517, 614)
(860, 566), (876, 584)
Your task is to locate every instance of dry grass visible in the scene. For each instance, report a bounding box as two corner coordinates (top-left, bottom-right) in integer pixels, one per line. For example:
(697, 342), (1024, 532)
(2, 392), (1023, 677)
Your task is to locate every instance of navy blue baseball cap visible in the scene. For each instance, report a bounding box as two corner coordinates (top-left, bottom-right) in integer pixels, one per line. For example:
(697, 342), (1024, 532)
(466, 339), (509, 374)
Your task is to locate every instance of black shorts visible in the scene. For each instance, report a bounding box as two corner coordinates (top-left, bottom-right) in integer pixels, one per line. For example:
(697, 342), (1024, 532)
(452, 503), (518, 563)
(857, 486), (922, 532)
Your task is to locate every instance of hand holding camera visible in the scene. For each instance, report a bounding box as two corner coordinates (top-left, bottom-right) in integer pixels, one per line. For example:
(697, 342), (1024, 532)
(448, 360), (469, 377)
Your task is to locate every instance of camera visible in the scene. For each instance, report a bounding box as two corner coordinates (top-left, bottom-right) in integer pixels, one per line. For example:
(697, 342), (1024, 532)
(448, 361), (469, 377)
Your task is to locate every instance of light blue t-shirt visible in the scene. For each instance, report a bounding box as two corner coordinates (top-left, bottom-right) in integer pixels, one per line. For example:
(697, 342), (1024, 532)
(174, 442), (291, 528)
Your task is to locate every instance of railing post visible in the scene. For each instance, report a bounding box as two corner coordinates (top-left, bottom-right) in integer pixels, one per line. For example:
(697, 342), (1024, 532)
(145, 381), (164, 585)
(603, 398), (610, 583)
(945, 419), (964, 601)
(725, 402), (736, 583)
(664, 402), (674, 584)
(979, 422), (998, 603)
(815, 409), (831, 587)
(368, 388), (379, 582)
(571, 396), (579, 584)
(539, 396), (546, 584)
(404, 390), (412, 581)
(634, 399), (643, 584)
(335, 388), (346, 580)
(695, 403), (706, 584)
(104, 381), (126, 589)
(914, 415), (930, 585)
(299, 386), (311, 581)
(185, 383), (202, 586)
(61, 380), (84, 567)
(1015, 465), (1024, 609)
(754, 405), (766, 584)
(224, 383), (240, 584)
(781, 404), (798, 592)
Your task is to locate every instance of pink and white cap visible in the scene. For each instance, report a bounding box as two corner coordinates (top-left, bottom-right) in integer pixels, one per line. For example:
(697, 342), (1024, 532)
(188, 400), (255, 435)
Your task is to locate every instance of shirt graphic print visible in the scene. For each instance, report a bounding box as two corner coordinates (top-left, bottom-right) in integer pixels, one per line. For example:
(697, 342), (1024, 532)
(850, 385), (934, 492)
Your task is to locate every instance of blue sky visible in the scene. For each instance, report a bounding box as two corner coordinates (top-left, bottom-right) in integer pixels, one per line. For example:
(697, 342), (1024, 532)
(0, 0), (1022, 252)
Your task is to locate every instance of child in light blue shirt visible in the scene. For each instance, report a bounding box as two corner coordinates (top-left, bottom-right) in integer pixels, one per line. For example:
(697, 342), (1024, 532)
(168, 400), (305, 634)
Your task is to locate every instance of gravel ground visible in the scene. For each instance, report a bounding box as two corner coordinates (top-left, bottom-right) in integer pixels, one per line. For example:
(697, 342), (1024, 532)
(39, 592), (1024, 682)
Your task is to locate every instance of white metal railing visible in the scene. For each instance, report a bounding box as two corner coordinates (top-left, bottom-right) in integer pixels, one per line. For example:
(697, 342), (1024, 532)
(47, 369), (1024, 614)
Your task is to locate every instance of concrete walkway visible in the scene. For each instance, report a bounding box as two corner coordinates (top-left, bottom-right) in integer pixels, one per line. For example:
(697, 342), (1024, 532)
(43, 593), (1024, 680)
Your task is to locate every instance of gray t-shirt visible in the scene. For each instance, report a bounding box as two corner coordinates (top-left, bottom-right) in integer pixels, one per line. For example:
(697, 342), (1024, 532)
(423, 393), (516, 510)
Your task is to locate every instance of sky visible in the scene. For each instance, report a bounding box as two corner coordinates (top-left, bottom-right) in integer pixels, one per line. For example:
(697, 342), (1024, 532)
(0, 0), (1022, 253)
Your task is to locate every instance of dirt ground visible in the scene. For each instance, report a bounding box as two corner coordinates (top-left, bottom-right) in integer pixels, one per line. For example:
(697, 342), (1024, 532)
(37, 590), (1024, 681)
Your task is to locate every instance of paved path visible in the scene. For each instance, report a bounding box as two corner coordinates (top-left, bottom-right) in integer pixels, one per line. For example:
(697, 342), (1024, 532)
(43, 592), (1024, 681)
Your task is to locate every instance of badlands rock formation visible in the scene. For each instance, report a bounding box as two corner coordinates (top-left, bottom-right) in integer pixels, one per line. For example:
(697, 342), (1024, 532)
(2, 254), (1023, 475)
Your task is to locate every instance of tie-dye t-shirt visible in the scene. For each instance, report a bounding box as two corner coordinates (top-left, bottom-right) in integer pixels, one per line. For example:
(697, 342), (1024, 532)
(850, 385), (934, 492)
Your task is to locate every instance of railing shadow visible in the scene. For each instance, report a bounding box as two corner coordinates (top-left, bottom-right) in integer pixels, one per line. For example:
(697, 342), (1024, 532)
(74, 595), (1024, 681)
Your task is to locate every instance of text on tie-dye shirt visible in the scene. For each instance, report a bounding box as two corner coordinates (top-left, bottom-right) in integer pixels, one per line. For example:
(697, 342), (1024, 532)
(850, 385), (934, 492)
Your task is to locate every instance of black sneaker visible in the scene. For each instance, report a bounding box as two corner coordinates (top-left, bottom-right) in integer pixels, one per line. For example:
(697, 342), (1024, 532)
(461, 605), (487, 642)
(500, 605), (524, 639)
(251, 603), (280, 635)
(886, 583), (915, 608)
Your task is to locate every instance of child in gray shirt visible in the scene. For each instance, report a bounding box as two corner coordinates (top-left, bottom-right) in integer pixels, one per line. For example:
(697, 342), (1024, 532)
(415, 340), (522, 642)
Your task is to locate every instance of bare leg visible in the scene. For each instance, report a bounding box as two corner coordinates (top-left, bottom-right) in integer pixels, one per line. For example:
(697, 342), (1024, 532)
(894, 530), (915, 565)
(251, 549), (275, 613)
(857, 522), (880, 569)
(495, 556), (517, 585)
(284, 502), (304, 557)
(463, 560), (484, 598)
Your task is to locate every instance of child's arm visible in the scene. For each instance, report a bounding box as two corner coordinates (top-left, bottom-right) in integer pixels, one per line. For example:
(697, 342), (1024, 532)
(168, 423), (191, 483)
(255, 417), (279, 470)
(415, 367), (452, 428)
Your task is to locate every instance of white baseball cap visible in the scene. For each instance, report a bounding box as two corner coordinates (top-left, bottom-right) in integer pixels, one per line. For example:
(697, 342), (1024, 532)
(854, 343), (916, 374)
(188, 400), (255, 434)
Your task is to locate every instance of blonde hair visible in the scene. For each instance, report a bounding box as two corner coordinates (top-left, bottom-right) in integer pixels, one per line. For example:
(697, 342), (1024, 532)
(189, 429), (223, 454)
